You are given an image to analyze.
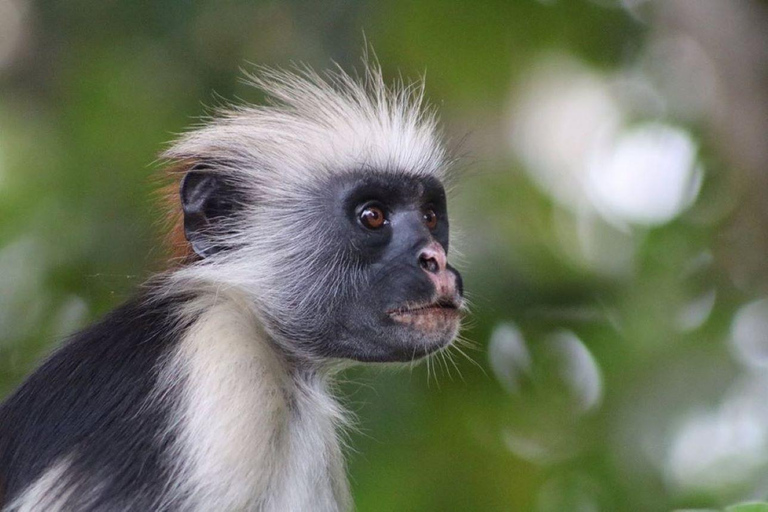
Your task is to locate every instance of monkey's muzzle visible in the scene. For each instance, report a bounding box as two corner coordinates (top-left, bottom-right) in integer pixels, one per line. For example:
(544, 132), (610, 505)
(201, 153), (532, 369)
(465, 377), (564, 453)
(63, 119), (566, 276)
(386, 294), (464, 333)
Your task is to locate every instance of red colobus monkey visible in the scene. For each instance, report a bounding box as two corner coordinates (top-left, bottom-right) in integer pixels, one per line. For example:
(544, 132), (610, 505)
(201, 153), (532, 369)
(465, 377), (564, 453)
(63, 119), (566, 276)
(0, 64), (465, 511)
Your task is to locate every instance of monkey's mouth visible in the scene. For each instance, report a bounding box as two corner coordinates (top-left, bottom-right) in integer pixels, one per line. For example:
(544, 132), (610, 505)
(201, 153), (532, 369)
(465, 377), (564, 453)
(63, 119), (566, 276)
(387, 297), (462, 323)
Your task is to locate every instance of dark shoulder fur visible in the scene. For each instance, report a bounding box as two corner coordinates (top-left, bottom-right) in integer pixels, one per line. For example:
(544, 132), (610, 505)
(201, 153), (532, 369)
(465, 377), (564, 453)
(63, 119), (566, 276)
(0, 292), (190, 510)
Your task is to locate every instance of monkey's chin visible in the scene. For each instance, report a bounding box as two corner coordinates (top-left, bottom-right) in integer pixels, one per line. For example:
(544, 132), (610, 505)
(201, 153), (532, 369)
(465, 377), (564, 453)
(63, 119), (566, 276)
(388, 307), (462, 358)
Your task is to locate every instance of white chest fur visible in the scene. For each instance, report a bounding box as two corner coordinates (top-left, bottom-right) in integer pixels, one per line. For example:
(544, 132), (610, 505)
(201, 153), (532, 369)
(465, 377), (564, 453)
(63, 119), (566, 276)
(162, 295), (350, 512)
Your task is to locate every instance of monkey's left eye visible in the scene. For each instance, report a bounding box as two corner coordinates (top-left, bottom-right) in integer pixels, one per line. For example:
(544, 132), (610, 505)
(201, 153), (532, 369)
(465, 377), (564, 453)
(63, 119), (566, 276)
(358, 204), (388, 230)
(423, 208), (438, 230)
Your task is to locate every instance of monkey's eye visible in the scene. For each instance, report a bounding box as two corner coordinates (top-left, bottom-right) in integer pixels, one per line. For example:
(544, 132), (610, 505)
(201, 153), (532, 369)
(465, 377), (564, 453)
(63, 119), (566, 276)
(423, 208), (438, 230)
(358, 204), (388, 230)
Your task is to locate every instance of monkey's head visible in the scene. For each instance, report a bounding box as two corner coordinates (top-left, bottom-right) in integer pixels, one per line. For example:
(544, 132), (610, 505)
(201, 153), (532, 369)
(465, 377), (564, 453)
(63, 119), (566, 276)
(164, 66), (464, 363)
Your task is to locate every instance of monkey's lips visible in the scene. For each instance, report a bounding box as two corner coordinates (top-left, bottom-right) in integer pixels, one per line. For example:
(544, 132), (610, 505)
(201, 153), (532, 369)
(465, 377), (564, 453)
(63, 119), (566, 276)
(387, 297), (463, 329)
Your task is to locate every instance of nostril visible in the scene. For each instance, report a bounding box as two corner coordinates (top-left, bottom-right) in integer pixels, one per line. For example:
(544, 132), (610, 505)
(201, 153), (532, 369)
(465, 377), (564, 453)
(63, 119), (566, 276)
(419, 253), (439, 274)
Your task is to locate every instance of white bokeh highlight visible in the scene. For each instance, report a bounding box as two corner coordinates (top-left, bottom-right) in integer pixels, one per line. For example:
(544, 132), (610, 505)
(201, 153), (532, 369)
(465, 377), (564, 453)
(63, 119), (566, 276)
(730, 299), (768, 369)
(664, 374), (768, 494)
(488, 322), (532, 394)
(546, 330), (603, 413)
(509, 54), (704, 230)
(676, 288), (717, 332)
(509, 56), (622, 213)
(587, 123), (703, 226)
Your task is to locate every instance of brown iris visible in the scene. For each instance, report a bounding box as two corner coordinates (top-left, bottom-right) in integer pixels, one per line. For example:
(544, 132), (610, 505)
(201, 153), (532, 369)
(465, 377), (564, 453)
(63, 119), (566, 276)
(423, 208), (437, 230)
(359, 205), (386, 229)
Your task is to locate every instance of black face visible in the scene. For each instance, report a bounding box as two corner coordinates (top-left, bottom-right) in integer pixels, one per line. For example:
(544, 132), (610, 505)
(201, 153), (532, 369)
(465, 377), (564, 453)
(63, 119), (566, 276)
(181, 168), (464, 363)
(297, 170), (464, 362)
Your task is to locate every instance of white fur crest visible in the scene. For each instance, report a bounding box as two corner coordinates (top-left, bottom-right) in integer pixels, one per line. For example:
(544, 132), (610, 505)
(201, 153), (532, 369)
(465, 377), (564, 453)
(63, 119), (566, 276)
(163, 64), (449, 191)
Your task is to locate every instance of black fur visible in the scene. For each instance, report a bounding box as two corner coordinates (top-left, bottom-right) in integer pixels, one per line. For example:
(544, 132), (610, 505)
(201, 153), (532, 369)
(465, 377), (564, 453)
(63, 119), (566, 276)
(0, 291), (190, 510)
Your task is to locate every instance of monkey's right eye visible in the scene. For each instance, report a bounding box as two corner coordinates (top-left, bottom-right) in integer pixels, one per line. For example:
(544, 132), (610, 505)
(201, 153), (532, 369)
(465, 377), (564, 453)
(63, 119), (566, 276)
(358, 204), (388, 230)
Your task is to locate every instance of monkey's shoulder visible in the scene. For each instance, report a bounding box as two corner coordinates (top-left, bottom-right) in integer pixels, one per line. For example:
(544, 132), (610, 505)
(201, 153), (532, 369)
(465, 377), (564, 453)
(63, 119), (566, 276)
(0, 293), (186, 508)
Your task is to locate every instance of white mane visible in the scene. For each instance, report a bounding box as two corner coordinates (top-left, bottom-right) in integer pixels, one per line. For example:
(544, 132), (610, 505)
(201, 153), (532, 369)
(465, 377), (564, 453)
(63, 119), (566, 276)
(162, 64), (448, 193)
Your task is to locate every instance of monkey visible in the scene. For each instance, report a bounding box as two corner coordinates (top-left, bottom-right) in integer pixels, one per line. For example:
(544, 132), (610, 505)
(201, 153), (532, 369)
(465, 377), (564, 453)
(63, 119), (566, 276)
(0, 63), (465, 512)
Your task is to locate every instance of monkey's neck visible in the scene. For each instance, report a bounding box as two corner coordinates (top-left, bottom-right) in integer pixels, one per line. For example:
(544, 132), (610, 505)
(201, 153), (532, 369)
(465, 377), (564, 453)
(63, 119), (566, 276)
(160, 291), (351, 512)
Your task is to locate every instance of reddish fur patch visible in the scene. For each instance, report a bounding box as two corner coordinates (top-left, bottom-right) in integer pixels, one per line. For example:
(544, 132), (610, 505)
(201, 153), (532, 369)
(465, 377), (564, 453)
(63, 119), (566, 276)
(160, 161), (197, 265)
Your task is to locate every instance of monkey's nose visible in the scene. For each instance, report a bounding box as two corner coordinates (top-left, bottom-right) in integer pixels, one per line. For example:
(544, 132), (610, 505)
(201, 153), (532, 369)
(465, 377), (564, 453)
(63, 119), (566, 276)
(418, 242), (446, 275)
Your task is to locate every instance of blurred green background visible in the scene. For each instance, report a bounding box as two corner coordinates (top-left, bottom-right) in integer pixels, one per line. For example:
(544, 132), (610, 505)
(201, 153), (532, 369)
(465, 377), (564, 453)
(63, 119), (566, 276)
(2, 0), (768, 510)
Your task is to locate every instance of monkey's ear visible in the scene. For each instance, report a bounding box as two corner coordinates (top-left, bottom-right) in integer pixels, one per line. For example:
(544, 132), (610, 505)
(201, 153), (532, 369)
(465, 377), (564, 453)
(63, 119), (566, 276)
(180, 169), (238, 258)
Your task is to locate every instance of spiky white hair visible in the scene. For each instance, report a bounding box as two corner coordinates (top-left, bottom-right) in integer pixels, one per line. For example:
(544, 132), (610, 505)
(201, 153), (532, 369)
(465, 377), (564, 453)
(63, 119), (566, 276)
(163, 64), (449, 193)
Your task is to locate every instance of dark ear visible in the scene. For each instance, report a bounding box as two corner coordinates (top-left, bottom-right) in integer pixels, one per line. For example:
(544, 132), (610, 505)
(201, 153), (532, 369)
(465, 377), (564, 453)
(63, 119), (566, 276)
(180, 168), (240, 258)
